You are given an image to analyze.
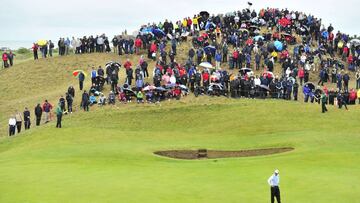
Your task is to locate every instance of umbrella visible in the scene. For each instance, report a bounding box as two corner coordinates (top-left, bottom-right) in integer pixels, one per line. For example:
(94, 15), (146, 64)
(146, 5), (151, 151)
(240, 68), (252, 74)
(140, 27), (153, 35)
(350, 39), (360, 46)
(246, 38), (254, 45)
(72, 70), (87, 77)
(204, 45), (216, 55)
(288, 77), (296, 84)
(304, 82), (315, 90)
(37, 39), (47, 46)
(274, 40), (283, 51)
(181, 32), (190, 37)
(239, 29), (249, 34)
(257, 85), (270, 91)
(152, 29), (166, 37)
(179, 85), (188, 91)
(123, 88), (136, 96)
(321, 31), (329, 39)
(267, 42), (276, 52)
(205, 21), (216, 30)
(155, 87), (167, 92)
(264, 71), (274, 78)
(225, 12), (235, 16)
(199, 62), (214, 69)
(106, 61), (121, 67)
(253, 35), (264, 41)
(200, 11), (210, 17)
(279, 18), (291, 27)
(143, 85), (156, 91)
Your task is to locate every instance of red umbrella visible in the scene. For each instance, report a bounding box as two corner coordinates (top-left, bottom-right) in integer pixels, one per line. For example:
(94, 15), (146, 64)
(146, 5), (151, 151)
(279, 18), (291, 27)
(246, 38), (253, 45)
(72, 70), (87, 77)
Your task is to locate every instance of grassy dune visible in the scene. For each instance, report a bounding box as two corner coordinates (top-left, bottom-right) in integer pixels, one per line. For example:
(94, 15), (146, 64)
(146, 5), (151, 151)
(0, 37), (359, 202)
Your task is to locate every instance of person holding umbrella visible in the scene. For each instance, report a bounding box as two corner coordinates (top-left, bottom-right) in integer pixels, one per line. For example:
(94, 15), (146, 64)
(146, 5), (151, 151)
(268, 169), (281, 203)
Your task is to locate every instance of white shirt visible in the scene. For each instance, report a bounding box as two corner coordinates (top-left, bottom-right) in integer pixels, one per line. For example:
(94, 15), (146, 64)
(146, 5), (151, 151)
(9, 118), (16, 126)
(268, 174), (280, 186)
(254, 78), (261, 86)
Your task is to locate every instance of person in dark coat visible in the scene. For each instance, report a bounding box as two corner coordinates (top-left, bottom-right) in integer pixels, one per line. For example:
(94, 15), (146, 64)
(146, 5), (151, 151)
(23, 107), (31, 130)
(68, 86), (75, 98)
(321, 93), (328, 113)
(81, 91), (89, 111)
(78, 72), (85, 90)
(66, 93), (73, 113)
(34, 104), (42, 126)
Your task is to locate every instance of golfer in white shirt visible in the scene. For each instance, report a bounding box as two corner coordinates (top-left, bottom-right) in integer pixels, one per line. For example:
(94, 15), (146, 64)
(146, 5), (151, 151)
(268, 169), (281, 203)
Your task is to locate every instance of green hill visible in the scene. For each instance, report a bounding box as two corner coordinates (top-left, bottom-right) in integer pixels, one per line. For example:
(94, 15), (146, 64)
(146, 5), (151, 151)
(0, 36), (360, 202)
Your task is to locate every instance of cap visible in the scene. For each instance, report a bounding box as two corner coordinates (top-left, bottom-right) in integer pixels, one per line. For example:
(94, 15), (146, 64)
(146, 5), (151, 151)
(274, 169), (279, 174)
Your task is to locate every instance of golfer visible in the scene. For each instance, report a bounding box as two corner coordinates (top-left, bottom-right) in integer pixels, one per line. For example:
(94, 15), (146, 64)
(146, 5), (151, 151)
(268, 169), (281, 203)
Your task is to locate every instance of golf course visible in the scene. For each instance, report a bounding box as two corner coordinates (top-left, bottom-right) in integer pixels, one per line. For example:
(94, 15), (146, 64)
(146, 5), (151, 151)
(1, 3), (360, 202)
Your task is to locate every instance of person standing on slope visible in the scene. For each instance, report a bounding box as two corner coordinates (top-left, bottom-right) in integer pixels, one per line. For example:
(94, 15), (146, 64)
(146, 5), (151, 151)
(268, 169), (281, 203)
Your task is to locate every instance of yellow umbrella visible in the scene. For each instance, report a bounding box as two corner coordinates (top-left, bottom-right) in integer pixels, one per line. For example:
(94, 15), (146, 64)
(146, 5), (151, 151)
(37, 39), (48, 46)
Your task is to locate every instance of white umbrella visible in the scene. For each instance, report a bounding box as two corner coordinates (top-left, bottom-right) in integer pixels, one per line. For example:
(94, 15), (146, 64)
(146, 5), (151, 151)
(350, 39), (360, 46)
(199, 62), (214, 69)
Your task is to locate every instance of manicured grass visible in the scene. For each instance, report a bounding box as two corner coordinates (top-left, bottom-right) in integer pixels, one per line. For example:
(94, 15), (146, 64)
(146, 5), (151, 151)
(0, 99), (359, 202)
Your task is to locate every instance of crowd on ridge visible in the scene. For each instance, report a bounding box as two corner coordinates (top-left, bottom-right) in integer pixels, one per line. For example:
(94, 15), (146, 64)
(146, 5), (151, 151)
(7, 6), (360, 136)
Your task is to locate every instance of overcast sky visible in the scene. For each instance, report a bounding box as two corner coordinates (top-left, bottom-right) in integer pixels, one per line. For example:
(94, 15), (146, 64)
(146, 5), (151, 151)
(1, 0), (359, 41)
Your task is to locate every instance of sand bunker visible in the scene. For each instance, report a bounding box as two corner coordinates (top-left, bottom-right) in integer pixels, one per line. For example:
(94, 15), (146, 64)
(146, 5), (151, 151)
(154, 147), (294, 160)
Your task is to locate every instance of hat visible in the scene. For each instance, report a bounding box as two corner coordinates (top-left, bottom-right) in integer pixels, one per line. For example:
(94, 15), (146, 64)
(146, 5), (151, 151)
(274, 169), (279, 174)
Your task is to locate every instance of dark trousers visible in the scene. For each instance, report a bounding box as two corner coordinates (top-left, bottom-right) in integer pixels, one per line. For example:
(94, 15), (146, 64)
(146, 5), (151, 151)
(79, 81), (84, 90)
(56, 114), (62, 128)
(36, 116), (41, 126)
(16, 121), (22, 133)
(9, 125), (16, 136)
(68, 103), (73, 113)
(34, 51), (38, 60)
(271, 186), (281, 203)
(24, 120), (31, 130)
(322, 102), (328, 113)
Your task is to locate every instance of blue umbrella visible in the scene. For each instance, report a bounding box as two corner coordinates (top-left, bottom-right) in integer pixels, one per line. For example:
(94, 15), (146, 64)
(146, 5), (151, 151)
(204, 45), (216, 55)
(321, 31), (329, 39)
(155, 87), (167, 92)
(140, 27), (153, 35)
(274, 41), (283, 51)
(253, 35), (264, 41)
(152, 29), (166, 37)
(205, 21), (216, 30)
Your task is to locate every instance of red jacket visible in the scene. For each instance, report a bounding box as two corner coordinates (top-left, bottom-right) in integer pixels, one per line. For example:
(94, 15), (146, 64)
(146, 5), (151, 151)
(233, 51), (239, 59)
(187, 18), (192, 26)
(298, 68), (305, 78)
(150, 43), (157, 53)
(202, 72), (209, 81)
(349, 90), (357, 101)
(135, 38), (142, 48)
(2, 53), (8, 61)
(124, 61), (132, 70)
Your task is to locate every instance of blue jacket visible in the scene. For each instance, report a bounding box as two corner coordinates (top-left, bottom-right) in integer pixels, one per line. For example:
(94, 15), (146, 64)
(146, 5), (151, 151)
(215, 53), (222, 62)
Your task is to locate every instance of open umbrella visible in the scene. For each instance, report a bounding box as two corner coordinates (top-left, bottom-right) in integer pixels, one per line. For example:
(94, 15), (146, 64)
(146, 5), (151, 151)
(204, 45), (216, 55)
(199, 62), (214, 69)
(304, 82), (315, 90)
(274, 40), (283, 51)
(350, 39), (360, 46)
(253, 35), (264, 41)
(123, 88), (136, 96)
(155, 87), (167, 92)
(179, 85), (188, 91)
(279, 18), (291, 27)
(140, 27), (153, 35)
(200, 11), (210, 18)
(239, 68), (252, 75)
(143, 85), (156, 91)
(152, 29), (166, 37)
(246, 38), (254, 45)
(239, 29), (249, 34)
(72, 70), (87, 77)
(37, 40), (47, 46)
(257, 85), (270, 91)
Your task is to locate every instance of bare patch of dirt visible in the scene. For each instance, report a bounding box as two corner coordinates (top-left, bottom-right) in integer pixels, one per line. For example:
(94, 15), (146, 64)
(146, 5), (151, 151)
(154, 147), (294, 160)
